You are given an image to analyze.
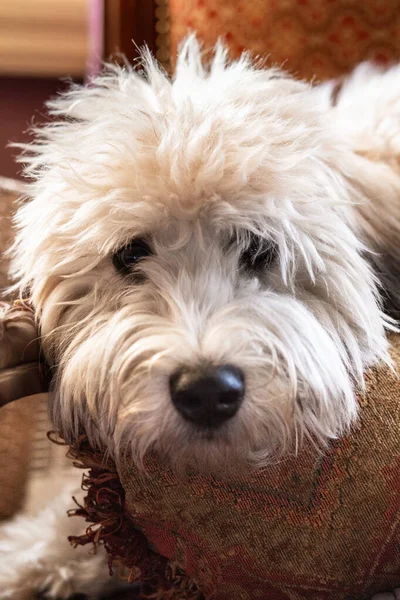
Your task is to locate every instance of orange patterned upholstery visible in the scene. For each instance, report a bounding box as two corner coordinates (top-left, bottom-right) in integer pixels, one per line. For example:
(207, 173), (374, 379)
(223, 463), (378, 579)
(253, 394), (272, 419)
(169, 0), (400, 80)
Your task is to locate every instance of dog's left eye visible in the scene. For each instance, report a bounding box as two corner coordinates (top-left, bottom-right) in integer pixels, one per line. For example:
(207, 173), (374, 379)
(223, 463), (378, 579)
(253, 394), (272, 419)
(113, 239), (152, 275)
(240, 234), (277, 272)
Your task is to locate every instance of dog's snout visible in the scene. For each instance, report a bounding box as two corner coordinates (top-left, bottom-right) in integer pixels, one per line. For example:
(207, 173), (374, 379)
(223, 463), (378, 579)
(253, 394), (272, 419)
(170, 364), (245, 428)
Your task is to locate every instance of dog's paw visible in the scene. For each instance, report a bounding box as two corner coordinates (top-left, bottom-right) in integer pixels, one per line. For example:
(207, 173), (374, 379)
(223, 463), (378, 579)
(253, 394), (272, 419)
(0, 486), (110, 599)
(0, 525), (108, 600)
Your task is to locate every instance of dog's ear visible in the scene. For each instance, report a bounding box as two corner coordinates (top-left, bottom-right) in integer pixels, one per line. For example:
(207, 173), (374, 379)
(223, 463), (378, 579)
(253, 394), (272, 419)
(316, 64), (400, 321)
(341, 152), (400, 321)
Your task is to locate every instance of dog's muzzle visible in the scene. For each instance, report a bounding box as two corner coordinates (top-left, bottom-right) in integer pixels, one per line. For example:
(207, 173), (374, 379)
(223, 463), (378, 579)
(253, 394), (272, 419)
(169, 364), (245, 429)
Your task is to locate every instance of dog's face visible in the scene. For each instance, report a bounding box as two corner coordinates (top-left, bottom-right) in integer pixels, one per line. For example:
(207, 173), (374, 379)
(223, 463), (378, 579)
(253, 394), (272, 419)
(13, 39), (389, 473)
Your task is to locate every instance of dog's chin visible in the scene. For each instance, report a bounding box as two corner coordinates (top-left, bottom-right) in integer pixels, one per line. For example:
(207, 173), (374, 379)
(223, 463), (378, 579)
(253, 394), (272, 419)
(124, 407), (298, 478)
(154, 430), (259, 478)
(152, 435), (295, 479)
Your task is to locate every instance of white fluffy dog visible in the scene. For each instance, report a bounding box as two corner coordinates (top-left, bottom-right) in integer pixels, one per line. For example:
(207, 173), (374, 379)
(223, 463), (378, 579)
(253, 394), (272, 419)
(1, 37), (400, 598)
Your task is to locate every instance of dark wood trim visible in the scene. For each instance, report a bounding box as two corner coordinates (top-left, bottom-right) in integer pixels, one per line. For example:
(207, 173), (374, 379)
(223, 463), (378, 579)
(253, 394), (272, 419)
(104, 0), (157, 63)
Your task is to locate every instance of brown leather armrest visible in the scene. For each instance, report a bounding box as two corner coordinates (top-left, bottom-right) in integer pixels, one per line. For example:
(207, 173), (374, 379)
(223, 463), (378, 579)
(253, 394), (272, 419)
(0, 301), (49, 408)
(0, 301), (40, 370)
(0, 363), (49, 408)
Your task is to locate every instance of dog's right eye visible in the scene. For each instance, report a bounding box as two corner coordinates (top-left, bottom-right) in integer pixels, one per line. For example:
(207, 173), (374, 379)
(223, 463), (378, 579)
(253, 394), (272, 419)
(239, 234), (277, 272)
(113, 239), (152, 275)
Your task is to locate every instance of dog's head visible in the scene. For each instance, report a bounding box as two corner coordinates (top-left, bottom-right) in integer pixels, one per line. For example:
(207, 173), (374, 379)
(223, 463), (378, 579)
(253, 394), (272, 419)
(12, 38), (391, 473)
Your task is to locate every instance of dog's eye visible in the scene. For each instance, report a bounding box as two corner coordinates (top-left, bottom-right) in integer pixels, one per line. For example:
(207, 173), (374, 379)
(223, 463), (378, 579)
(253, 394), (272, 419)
(240, 234), (277, 272)
(113, 239), (152, 275)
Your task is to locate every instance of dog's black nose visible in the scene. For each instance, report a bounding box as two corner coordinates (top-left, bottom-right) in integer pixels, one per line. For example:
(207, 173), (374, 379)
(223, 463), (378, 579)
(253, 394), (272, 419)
(170, 364), (245, 428)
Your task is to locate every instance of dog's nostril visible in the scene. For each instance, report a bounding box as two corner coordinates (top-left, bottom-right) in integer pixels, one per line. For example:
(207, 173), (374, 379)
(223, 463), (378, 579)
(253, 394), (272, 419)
(169, 364), (245, 428)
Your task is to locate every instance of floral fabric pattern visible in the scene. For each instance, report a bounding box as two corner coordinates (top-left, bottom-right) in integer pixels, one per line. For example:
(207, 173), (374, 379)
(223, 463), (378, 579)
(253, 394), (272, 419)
(169, 0), (400, 80)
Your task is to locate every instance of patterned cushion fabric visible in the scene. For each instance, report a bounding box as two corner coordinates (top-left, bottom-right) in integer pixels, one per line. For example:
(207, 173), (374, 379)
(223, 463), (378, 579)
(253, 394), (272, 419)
(169, 0), (400, 80)
(68, 334), (400, 600)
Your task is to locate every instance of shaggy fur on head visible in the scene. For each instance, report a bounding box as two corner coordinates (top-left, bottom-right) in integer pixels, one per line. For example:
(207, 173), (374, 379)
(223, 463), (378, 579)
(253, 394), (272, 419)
(11, 38), (400, 474)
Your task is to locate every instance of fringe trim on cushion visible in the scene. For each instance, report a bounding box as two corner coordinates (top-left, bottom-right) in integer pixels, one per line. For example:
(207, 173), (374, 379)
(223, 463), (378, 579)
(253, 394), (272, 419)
(48, 432), (203, 600)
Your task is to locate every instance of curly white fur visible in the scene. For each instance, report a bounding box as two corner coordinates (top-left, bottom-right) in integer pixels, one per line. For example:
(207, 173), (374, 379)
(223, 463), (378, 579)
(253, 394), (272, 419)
(2, 38), (400, 598)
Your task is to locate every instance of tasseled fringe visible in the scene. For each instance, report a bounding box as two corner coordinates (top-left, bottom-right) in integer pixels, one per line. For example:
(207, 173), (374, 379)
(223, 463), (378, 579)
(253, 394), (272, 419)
(48, 431), (204, 600)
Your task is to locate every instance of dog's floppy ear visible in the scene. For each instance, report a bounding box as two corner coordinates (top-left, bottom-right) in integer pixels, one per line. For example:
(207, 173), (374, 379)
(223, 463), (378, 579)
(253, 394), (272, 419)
(317, 64), (400, 321)
(346, 154), (400, 321)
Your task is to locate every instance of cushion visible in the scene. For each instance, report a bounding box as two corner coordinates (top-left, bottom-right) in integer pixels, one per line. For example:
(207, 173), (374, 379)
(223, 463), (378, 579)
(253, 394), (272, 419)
(68, 333), (400, 600)
(169, 0), (400, 81)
